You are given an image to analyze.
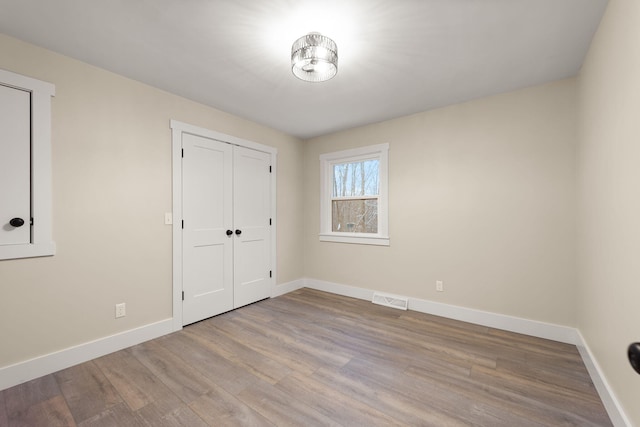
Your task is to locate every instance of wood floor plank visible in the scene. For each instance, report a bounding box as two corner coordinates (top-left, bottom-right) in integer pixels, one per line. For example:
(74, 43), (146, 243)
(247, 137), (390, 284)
(134, 397), (208, 427)
(274, 372), (401, 426)
(155, 332), (267, 397)
(470, 364), (612, 426)
(0, 288), (612, 426)
(184, 321), (292, 385)
(0, 390), (8, 426)
(3, 374), (62, 420)
(130, 339), (217, 404)
(236, 378), (341, 427)
(215, 312), (351, 374)
(311, 365), (468, 426)
(54, 361), (122, 424)
(496, 355), (599, 395)
(340, 355), (493, 426)
(189, 385), (275, 427)
(406, 361), (610, 426)
(77, 402), (145, 427)
(211, 315), (318, 376)
(93, 348), (181, 412)
(259, 311), (360, 363)
(7, 395), (76, 427)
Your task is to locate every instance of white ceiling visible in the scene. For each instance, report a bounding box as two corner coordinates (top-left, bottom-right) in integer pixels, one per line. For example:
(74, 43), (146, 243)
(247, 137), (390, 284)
(0, 0), (608, 139)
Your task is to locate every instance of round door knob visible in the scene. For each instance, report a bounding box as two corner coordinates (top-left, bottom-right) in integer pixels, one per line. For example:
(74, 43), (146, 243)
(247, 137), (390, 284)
(10, 218), (25, 227)
(226, 229), (233, 236)
(235, 229), (242, 235)
(629, 343), (640, 375)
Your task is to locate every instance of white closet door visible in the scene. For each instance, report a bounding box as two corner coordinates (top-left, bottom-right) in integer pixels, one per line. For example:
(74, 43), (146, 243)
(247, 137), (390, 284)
(182, 134), (233, 325)
(0, 84), (31, 246)
(233, 146), (272, 308)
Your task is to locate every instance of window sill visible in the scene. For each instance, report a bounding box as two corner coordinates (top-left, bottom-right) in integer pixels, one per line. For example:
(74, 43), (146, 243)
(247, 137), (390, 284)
(319, 233), (389, 246)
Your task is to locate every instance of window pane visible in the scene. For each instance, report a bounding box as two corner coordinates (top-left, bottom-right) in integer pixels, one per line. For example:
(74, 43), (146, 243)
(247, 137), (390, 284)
(332, 199), (378, 233)
(333, 160), (379, 197)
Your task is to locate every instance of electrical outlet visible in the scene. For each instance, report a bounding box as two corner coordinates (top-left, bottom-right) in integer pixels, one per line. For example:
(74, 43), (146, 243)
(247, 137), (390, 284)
(115, 303), (126, 318)
(436, 280), (444, 292)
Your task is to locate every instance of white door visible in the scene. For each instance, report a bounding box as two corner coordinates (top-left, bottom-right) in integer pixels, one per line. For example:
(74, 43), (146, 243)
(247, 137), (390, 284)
(182, 134), (233, 325)
(0, 84), (31, 246)
(181, 135), (272, 325)
(233, 146), (272, 308)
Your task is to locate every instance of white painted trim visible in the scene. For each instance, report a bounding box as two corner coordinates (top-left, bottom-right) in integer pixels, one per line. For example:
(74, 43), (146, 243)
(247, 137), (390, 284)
(170, 124), (184, 333)
(271, 278), (305, 298)
(576, 332), (631, 427)
(304, 278), (374, 301)
(319, 234), (390, 246)
(0, 319), (173, 391)
(170, 120), (278, 331)
(319, 143), (389, 246)
(170, 120), (276, 155)
(302, 278), (630, 425)
(269, 152), (278, 297)
(408, 297), (578, 344)
(0, 68), (56, 260)
(303, 278), (577, 344)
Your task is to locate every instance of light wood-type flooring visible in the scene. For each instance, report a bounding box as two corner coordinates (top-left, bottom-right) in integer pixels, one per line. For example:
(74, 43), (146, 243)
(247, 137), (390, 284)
(0, 288), (612, 426)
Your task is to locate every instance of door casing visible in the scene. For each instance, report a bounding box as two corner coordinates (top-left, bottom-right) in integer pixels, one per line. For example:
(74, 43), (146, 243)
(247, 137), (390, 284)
(170, 120), (277, 332)
(0, 69), (55, 260)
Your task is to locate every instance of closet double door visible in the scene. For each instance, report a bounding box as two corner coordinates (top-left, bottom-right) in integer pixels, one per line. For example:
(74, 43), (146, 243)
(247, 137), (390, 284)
(182, 133), (271, 326)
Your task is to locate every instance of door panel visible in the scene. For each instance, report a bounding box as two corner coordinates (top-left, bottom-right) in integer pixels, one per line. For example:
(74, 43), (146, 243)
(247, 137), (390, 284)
(0, 84), (31, 246)
(233, 146), (271, 308)
(182, 134), (233, 325)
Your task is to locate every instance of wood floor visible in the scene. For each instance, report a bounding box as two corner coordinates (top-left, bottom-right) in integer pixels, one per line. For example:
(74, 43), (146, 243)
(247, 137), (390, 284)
(0, 288), (612, 426)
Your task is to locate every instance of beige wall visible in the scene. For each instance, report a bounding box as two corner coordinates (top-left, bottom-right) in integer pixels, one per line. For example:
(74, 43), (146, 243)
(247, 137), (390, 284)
(3, 4), (639, 420)
(577, 0), (640, 423)
(304, 79), (578, 326)
(0, 34), (304, 367)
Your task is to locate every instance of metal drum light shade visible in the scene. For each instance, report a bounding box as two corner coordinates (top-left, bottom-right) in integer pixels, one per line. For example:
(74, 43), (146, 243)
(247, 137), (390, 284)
(291, 33), (338, 82)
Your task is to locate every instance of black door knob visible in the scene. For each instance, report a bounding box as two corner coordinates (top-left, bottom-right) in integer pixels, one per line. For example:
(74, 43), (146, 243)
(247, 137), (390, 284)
(629, 343), (640, 375)
(235, 229), (242, 235)
(226, 229), (233, 236)
(10, 218), (25, 227)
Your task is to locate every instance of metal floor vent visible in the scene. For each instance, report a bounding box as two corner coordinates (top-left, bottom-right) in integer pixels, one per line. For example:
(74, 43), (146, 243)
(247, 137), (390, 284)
(372, 292), (409, 310)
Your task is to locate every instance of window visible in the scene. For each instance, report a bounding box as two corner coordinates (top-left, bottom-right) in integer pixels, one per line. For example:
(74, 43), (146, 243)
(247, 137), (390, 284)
(320, 143), (389, 246)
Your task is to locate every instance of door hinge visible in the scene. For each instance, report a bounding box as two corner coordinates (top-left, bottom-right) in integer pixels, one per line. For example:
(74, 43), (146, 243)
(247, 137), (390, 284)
(182, 291), (184, 301)
(269, 218), (272, 225)
(181, 148), (184, 158)
(269, 165), (272, 173)
(269, 270), (272, 278)
(181, 220), (184, 229)
(30, 217), (34, 226)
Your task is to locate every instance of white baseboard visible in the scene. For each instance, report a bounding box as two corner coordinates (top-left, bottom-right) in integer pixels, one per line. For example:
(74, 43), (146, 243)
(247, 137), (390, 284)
(0, 318), (173, 391)
(575, 332), (631, 427)
(408, 296), (578, 344)
(1, 279), (629, 427)
(304, 278), (374, 301)
(271, 278), (305, 298)
(304, 278), (578, 344)
(302, 277), (627, 425)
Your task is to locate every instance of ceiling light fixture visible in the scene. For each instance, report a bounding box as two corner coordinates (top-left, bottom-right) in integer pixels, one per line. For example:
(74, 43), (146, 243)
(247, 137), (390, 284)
(291, 32), (338, 83)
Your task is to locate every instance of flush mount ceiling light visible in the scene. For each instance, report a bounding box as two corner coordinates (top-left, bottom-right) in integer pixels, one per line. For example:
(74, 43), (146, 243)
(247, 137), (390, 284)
(291, 32), (338, 83)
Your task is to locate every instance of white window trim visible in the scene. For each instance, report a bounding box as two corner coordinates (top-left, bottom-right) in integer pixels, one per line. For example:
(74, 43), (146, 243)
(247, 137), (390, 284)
(0, 69), (55, 260)
(319, 143), (389, 246)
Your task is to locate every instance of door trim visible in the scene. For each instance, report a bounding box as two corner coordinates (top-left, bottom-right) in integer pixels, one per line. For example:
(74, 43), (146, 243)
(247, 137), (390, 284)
(0, 69), (56, 260)
(170, 120), (277, 332)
